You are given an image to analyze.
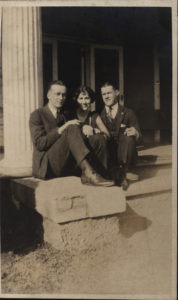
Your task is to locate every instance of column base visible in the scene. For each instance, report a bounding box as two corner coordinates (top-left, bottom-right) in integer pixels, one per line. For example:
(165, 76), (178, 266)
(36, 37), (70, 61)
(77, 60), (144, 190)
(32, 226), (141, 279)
(0, 153), (32, 177)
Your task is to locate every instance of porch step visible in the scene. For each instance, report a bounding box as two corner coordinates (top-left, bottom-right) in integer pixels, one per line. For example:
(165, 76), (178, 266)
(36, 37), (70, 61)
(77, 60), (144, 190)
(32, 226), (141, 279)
(10, 176), (126, 224)
(8, 164), (171, 222)
(125, 172), (172, 199)
(126, 156), (172, 199)
(136, 144), (172, 167)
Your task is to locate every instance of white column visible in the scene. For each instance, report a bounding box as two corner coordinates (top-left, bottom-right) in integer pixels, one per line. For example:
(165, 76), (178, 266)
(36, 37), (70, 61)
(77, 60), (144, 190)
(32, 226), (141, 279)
(154, 45), (161, 143)
(1, 7), (43, 176)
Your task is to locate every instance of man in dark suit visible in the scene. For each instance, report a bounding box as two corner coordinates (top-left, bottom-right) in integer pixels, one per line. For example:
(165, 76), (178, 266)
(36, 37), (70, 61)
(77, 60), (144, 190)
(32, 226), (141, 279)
(29, 80), (114, 187)
(100, 82), (141, 189)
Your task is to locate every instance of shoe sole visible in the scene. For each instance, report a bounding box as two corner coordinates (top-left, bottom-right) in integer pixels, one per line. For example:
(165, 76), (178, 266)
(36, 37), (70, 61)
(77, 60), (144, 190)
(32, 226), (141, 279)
(81, 179), (114, 187)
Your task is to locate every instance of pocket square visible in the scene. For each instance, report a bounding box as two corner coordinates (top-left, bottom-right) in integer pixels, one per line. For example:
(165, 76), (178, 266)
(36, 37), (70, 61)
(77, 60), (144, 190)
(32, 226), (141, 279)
(120, 123), (126, 128)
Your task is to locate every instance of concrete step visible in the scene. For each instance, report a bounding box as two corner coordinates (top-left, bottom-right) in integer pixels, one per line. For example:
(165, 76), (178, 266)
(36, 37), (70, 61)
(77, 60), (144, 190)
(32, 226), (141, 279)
(7, 164), (172, 221)
(136, 144), (172, 167)
(126, 173), (172, 199)
(123, 144), (172, 198)
(9, 176), (126, 224)
(135, 163), (171, 179)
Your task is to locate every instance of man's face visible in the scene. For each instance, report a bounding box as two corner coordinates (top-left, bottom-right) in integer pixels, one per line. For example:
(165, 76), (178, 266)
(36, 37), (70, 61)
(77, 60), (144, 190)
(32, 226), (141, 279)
(101, 85), (119, 107)
(47, 84), (67, 109)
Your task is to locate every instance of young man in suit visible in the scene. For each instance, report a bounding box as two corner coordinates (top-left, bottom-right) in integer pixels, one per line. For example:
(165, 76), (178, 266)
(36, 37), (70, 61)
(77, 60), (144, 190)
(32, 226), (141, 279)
(100, 81), (141, 189)
(29, 80), (114, 187)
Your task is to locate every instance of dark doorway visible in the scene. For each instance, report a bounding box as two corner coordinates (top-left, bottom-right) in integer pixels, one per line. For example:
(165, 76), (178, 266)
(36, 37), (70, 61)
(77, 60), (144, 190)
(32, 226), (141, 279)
(58, 42), (82, 108)
(95, 48), (120, 112)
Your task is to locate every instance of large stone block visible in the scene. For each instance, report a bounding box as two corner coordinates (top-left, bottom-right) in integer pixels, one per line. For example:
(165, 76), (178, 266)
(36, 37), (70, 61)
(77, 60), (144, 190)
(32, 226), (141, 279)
(11, 176), (126, 223)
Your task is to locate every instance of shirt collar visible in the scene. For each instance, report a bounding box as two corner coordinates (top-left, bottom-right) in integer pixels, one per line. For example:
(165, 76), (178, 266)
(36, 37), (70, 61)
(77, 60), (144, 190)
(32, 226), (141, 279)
(105, 102), (119, 113)
(48, 102), (58, 118)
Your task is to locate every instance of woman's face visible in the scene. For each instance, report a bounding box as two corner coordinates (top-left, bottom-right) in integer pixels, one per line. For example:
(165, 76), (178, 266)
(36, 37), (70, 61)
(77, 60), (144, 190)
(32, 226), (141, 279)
(77, 92), (91, 111)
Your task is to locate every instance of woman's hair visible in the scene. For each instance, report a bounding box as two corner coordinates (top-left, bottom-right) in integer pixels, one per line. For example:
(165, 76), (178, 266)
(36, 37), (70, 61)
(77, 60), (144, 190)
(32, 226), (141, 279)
(73, 85), (96, 103)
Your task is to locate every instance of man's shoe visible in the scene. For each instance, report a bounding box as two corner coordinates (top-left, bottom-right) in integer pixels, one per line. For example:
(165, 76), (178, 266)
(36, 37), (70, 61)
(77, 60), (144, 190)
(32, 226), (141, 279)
(110, 165), (129, 190)
(81, 170), (114, 187)
(80, 159), (114, 187)
(121, 178), (129, 191)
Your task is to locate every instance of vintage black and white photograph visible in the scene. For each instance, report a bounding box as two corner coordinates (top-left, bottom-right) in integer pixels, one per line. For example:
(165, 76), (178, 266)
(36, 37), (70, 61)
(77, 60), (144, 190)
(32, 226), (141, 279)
(0, 0), (177, 299)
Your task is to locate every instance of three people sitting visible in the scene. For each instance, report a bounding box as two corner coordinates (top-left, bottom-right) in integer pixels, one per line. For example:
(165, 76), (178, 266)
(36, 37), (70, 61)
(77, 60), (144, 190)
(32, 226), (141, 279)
(29, 80), (141, 189)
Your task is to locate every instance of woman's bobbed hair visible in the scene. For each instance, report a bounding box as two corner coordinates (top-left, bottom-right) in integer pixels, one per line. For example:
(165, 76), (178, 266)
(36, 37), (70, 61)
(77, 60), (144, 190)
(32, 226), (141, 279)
(73, 85), (96, 103)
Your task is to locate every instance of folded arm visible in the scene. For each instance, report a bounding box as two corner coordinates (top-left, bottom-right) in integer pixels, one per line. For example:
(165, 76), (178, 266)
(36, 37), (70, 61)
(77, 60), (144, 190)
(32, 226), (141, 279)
(29, 110), (59, 151)
(30, 111), (81, 151)
(125, 109), (141, 141)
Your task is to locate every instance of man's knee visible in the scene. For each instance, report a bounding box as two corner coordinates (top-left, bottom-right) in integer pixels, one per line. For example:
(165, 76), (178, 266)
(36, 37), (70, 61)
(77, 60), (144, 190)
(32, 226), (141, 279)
(120, 134), (136, 146)
(64, 124), (81, 135)
(89, 134), (107, 149)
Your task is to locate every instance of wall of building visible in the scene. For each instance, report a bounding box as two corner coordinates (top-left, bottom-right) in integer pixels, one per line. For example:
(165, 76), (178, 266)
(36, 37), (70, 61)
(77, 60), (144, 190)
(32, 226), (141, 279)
(124, 46), (155, 131)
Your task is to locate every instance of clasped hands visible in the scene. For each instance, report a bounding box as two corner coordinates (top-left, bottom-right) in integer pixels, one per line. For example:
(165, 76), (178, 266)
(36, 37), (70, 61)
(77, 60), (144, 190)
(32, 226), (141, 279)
(82, 125), (100, 137)
(66, 120), (100, 137)
(57, 119), (99, 137)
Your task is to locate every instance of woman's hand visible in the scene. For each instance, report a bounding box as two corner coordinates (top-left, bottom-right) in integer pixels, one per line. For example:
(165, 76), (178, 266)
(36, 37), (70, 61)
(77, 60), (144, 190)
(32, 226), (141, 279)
(82, 125), (94, 137)
(94, 128), (101, 134)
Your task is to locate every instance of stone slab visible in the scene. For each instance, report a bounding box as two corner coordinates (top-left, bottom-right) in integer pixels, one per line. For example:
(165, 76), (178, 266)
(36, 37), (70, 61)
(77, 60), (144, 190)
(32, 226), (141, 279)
(11, 176), (126, 223)
(85, 185), (126, 218)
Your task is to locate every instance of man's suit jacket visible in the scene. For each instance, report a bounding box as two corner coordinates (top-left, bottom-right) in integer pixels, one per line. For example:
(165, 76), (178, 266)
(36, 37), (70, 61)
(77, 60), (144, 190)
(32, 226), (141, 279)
(100, 104), (141, 140)
(29, 104), (68, 179)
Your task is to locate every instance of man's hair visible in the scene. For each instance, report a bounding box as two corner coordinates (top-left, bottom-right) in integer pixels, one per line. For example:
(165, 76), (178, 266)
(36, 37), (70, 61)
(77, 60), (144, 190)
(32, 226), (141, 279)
(73, 85), (96, 103)
(47, 80), (67, 93)
(100, 81), (119, 90)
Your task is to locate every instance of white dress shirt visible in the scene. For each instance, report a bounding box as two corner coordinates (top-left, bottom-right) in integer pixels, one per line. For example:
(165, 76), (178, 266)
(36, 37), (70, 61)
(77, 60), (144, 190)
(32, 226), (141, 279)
(105, 102), (119, 119)
(105, 102), (139, 139)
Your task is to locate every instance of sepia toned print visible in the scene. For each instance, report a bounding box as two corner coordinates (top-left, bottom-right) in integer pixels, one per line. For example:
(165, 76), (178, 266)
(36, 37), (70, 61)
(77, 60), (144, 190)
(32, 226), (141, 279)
(0, 0), (177, 299)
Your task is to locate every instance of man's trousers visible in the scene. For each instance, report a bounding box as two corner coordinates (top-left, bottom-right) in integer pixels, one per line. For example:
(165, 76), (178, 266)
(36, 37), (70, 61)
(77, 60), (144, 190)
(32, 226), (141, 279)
(107, 134), (137, 170)
(45, 125), (107, 178)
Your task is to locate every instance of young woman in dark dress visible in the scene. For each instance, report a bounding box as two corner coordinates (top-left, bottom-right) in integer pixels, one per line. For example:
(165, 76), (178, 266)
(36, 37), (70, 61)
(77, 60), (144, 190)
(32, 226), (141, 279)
(72, 86), (110, 173)
(73, 85), (110, 139)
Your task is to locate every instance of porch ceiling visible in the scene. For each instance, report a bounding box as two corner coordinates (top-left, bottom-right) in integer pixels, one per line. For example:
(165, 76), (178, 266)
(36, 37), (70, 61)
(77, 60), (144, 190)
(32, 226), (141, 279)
(42, 7), (171, 46)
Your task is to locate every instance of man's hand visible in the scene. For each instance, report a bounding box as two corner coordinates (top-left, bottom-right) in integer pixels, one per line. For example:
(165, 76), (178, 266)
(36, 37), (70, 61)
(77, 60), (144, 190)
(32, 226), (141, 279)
(65, 119), (81, 127)
(57, 119), (81, 135)
(124, 126), (139, 139)
(82, 125), (94, 137)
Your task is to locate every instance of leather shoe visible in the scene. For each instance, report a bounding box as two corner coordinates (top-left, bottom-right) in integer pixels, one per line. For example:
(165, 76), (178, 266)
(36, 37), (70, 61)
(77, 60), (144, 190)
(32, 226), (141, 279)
(121, 178), (129, 190)
(110, 165), (129, 190)
(81, 170), (114, 187)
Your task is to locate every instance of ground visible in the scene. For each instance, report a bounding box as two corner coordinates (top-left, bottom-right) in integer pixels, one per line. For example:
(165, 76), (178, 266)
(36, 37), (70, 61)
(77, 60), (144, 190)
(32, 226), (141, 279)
(1, 144), (175, 298)
(1, 191), (173, 298)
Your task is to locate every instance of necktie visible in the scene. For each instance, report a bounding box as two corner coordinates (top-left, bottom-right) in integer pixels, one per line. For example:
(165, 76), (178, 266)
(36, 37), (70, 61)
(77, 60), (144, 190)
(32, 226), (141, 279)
(56, 109), (66, 125)
(107, 106), (113, 122)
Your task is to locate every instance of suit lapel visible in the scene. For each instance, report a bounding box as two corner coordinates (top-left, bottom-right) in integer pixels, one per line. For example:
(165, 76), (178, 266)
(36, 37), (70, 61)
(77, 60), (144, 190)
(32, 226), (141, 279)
(43, 104), (57, 124)
(101, 108), (108, 125)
